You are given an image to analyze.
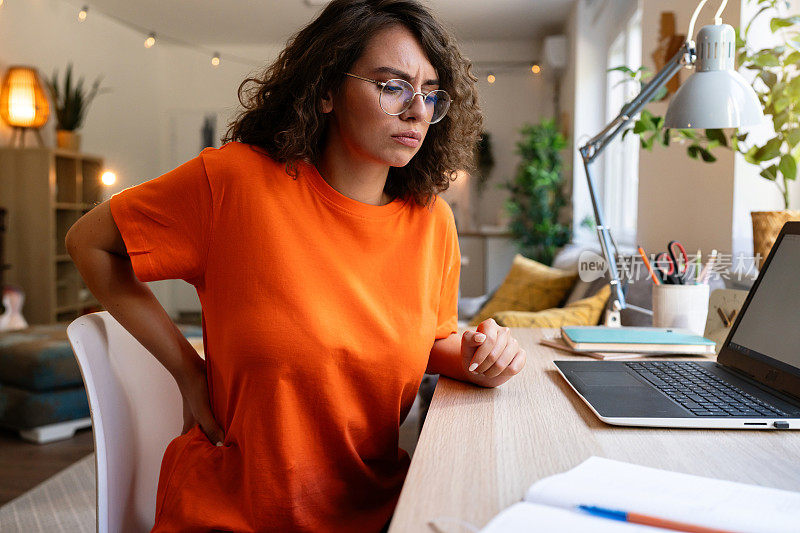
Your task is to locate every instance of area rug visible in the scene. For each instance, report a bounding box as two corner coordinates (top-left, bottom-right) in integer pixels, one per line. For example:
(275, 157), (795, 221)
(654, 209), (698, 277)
(0, 452), (95, 532)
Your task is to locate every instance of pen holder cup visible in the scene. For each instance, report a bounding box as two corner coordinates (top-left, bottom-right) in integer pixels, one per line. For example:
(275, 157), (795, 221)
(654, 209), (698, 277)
(651, 284), (710, 337)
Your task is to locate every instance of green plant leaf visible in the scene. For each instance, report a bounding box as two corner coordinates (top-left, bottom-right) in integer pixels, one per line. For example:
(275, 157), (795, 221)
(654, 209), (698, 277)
(760, 164), (779, 180)
(786, 128), (800, 147)
(754, 137), (784, 161)
(770, 16), (800, 33)
(758, 70), (778, 89)
(705, 128), (728, 147)
(779, 154), (797, 181)
(699, 147), (717, 162)
(754, 51), (780, 67)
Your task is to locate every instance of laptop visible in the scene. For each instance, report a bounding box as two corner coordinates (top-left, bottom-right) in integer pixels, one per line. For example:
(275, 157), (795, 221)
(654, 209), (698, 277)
(555, 222), (800, 429)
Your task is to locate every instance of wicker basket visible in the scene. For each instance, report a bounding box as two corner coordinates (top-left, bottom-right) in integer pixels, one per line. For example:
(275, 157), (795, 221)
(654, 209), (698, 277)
(751, 210), (800, 269)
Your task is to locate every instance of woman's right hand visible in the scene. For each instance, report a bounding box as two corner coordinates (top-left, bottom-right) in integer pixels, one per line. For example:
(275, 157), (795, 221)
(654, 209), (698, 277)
(176, 355), (225, 446)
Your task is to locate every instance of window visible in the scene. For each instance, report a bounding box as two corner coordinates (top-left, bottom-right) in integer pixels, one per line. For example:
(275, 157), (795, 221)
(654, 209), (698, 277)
(603, 9), (641, 246)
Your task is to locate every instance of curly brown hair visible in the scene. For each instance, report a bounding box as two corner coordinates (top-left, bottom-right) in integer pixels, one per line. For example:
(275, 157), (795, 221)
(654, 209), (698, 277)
(221, 0), (482, 209)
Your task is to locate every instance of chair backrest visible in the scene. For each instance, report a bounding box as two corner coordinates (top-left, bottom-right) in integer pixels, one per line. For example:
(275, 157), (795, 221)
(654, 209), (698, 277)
(67, 311), (183, 533)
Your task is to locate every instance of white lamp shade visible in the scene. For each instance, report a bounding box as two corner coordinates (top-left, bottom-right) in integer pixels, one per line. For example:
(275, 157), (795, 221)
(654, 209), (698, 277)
(665, 23), (763, 129)
(664, 69), (764, 128)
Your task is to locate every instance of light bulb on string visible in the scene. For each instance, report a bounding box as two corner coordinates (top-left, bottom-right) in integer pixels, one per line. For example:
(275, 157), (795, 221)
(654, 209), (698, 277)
(487, 73), (496, 84)
(531, 64), (541, 74)
(78, 6), (88, 21)
(211, 53), (220, 67)
(144, 33), (156, 48)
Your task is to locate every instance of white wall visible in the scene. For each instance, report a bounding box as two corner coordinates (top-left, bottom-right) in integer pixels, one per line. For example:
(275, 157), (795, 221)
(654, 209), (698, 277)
(0, 1), (553, 317)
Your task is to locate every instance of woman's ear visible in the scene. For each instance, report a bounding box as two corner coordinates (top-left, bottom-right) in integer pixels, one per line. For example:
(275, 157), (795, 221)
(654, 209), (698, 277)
(321, 90), (333, 114)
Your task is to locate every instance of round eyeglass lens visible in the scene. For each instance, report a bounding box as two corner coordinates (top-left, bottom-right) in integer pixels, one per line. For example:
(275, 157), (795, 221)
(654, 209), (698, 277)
(379, 79), (451, 124)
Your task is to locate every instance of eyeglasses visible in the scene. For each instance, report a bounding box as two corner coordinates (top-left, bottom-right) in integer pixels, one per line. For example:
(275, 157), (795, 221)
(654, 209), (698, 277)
(344, 72), (451, 124)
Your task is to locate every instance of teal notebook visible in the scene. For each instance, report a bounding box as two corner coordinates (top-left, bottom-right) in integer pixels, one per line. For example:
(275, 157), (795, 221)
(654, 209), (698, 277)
(562, 326), (715, 346)
(560, 326), (716, 354)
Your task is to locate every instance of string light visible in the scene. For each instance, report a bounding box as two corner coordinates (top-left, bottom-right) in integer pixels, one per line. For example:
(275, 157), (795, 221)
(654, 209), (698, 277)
(144, 32), (156, 48)
(487, 73), (496, 84)
(78, 5), (88, 21)
(211, 52), (221, 67)
(531, 64), (541, 74)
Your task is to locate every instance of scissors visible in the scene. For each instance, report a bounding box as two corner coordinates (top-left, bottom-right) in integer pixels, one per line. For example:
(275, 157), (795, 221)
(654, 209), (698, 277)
(654, 240), (689, 284)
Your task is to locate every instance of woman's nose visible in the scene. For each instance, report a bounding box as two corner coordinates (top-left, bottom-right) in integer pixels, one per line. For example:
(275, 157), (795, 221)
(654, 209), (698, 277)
(401, 92), (427, 121)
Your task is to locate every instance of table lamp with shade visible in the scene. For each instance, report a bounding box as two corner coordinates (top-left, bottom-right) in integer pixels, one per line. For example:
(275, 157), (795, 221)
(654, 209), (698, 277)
(0, 66), (50, 147)
(579, 0), (764, 327)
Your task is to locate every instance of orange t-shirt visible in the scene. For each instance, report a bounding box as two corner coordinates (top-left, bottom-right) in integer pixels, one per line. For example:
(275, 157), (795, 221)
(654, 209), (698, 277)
(108, 141), (460, 532)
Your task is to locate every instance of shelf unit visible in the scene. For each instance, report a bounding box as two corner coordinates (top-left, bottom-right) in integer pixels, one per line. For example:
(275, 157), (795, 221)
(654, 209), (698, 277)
(0, 147), (105, 324)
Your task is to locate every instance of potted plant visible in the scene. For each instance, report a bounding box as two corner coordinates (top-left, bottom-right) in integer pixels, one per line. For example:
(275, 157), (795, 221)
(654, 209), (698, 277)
(501, 119), (571, 266)
(45, 63), (109, 151)
(614, 0), (800, 268)
(735, 0), (800, 267)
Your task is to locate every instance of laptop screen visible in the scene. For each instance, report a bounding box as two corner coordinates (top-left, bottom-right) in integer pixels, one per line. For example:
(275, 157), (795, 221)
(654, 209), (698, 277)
(727, 233), (800, 377)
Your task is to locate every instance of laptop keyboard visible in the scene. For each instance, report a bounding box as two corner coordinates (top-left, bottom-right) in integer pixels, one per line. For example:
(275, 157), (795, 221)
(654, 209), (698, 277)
(625, 361), (791, 417)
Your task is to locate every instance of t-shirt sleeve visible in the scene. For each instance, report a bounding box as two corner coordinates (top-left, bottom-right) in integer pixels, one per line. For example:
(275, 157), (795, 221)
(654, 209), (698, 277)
(434, 205), (461, 339)
(108, 153), (213, 285)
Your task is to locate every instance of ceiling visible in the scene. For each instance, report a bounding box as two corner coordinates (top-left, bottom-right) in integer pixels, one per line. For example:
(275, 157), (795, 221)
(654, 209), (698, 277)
(83, 0), (574, 46)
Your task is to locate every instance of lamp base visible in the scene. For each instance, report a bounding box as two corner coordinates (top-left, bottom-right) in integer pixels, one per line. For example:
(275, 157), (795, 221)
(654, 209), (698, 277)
(603, 309), (621, 327)
(8, 127), (44, 148)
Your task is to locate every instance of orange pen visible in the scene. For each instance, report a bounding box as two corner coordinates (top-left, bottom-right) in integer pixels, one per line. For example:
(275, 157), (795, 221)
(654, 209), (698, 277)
(638, 246), (661, 285)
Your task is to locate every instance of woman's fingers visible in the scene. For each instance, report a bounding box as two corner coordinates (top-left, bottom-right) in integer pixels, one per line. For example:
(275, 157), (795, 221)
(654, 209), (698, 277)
(471, 326), (510, 375)
(482, 336), (520, 378)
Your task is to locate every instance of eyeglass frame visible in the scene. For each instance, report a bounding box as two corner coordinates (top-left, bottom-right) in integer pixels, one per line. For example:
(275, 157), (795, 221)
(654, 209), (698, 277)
(343, 72), (451, 124)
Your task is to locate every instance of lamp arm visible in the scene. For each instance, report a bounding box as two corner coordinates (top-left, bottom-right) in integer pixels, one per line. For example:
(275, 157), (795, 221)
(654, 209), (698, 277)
(577, 40), (695, 318)
(581, 41), (694, 164)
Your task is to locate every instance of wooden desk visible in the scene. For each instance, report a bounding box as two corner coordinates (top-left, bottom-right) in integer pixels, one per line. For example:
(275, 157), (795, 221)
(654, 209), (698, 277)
(389, 327), (800, 532)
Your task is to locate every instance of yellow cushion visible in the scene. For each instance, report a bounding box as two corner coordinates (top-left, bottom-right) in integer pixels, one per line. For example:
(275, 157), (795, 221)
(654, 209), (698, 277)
(492, 285), (611, 328)
(469, 254), (577, 327)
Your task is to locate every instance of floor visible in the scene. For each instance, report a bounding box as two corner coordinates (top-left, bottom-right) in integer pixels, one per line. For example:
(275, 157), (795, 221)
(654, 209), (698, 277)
(0, 396), (423, 507)
(0, 426), (94, 506)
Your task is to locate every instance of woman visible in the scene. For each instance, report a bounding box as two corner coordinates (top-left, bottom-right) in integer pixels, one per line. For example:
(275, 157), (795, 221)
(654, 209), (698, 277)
(66, 0), (526, 531)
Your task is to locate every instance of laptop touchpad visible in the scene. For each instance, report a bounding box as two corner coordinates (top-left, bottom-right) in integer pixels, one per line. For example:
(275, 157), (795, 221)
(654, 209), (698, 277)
(573, 371), (646, 387)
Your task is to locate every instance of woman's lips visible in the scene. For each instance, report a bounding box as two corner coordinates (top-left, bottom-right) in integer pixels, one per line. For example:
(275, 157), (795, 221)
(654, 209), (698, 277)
(391, 135), (420, 147)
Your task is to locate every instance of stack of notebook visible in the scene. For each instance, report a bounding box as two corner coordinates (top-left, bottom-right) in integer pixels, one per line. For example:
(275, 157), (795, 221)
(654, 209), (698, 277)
(540, 326), (716, 360)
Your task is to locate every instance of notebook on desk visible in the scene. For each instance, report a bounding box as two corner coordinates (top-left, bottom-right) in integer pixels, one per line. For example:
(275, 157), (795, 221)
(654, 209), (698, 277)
(555, 222), (800, 429)
(560, 326), (716, 354)
(479, 456), (800, 533)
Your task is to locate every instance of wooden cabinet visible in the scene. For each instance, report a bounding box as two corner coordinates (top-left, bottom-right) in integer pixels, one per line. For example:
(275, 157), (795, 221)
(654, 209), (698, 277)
(457, 230), (517, 297)
(0, 147), (105, 324)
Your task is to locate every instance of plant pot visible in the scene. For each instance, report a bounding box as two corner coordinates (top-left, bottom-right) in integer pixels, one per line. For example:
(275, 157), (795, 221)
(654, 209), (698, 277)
(751, 210), (800, 269)
(56, 130), (81, 151)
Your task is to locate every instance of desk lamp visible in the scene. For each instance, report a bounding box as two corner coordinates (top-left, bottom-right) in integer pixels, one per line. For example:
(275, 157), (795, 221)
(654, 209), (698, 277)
(579, 0), (763, 326)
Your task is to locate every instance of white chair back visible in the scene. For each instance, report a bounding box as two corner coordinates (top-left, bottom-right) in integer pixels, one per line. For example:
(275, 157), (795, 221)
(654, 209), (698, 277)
(67, 311), (183, 533)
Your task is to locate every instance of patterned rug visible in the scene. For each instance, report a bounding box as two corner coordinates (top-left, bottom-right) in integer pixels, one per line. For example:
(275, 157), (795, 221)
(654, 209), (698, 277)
(0, 453), (95, 532)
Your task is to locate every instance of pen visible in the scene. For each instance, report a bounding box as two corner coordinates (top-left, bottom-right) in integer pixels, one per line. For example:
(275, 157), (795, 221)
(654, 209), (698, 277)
(638, 246), (661, 285)
(578, 505), (736, 533)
